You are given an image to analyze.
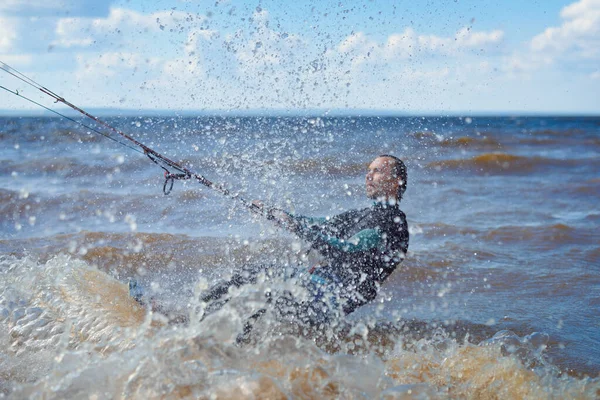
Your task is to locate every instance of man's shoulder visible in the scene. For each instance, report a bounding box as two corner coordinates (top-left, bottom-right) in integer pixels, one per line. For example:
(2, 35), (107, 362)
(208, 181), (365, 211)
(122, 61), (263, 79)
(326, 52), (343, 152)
(332, 207), (368, 220)
(375, 203), (406, 217)
(377, 205), (408, 234)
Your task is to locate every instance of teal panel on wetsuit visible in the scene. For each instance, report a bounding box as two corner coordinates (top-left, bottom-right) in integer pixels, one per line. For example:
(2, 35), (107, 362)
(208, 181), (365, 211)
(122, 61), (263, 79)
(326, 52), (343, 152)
(314, 228), (382, 253)
(291, 212), (384, 253)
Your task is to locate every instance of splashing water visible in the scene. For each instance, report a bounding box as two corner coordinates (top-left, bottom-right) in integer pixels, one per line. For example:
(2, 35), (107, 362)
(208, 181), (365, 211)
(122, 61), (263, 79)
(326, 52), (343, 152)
(1, 255), (598, 399)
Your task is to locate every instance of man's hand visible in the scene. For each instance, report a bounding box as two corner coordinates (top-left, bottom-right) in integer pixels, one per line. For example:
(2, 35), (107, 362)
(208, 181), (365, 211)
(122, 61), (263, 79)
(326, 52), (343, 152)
(269, 209), (294, 226)
(252, 200), (295, 229)
(251, 200), (265, 211)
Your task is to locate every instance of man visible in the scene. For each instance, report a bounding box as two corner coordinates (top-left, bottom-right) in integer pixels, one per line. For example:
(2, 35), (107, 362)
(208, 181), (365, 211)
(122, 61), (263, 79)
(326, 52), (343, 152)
(198, 155), (409, 326)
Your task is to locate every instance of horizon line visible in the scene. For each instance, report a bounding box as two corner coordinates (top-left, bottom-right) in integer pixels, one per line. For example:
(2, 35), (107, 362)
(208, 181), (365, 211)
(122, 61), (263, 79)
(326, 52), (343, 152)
(0, 107), (598, 118)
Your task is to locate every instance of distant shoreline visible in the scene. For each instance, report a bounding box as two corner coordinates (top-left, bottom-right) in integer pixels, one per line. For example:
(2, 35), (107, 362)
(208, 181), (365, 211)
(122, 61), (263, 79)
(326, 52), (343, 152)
(1, 109), (599, 118)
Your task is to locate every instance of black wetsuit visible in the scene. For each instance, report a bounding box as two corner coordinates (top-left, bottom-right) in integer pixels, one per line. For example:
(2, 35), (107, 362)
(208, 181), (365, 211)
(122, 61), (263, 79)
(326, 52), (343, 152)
(201, 201), (409, 325)
(291, 201), (409, 314)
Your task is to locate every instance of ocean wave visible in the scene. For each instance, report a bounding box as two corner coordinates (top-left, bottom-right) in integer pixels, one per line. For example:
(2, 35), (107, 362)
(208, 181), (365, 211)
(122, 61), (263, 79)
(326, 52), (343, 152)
(584, 247), (600, 265)
(410, 221), (597, 249)
(0, 189), (126, 227)
(516, 137), (564, 146)
(588, 137), (600, 147)
(531, 128), (585, 137)
(1, 255), (599, 398)
(49, 128), (105, 143)
(0, 188), (46, 223)
(3, 127), (105, 144)
(427, 153), (581, 174)
(439, 136), (503, 149)
(570, 179), (600, 197)
(2, 231), (304, 276)
(410, 131), (503, 149)
(400, 219), (599, 257)
(410, 131), (438, 141)
(0, 254), (144, 353)
(0, 156), (123, 177)
(419, 222), (480, 238)
(483, 223), (596, 248)
(517, 136), (600, 148)
(18, 128), (106, 144)
(0, 253), (600, 399)
(389, 257), (452, 282)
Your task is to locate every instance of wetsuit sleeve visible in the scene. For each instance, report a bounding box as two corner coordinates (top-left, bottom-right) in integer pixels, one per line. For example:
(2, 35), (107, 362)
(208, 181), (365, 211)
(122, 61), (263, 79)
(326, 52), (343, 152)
(291, 215), (383, 255)
(292, 215), (327, 227)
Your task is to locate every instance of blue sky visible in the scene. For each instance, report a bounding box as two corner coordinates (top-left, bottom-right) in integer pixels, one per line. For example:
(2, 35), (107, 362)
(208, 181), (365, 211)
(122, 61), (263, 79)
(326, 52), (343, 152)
(0, 0), (599, 114)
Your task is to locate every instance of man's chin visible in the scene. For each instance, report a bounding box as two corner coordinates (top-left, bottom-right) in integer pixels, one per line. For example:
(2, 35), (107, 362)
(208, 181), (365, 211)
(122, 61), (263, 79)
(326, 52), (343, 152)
(367, 192), (382, 200)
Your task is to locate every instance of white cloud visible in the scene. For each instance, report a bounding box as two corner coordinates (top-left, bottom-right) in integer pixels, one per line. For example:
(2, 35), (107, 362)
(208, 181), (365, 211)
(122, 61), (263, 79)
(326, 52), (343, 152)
(53, 7), (206, 50)
(530, 0), (600, 59)
(74, 52), (161, 79)
(400, 67), (451, 81)
(561, 0), (600, 18)
(150, 29), (221, 85)
(416, 27), (504, 55)
(0, 17), (18, 52)
(226, 9), (309, 69)
(453, 27), (504, 48)
(60, 10), (508, 111)
(502, 0), (600, 77)
(0, 54), (33, 67)
(384, 28), (418, 59)
(338, 31), (373, 54)
(501, 52), (554, 75)
(2, 4), (597, 113)
(2, 4), (509, 111)
(54, 19), (95, 48)
(337, 26), (504, 68)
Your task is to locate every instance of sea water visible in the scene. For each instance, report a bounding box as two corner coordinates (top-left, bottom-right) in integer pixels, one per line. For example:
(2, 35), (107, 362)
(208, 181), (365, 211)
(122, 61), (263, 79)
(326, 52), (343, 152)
(1, 115), (599, 398)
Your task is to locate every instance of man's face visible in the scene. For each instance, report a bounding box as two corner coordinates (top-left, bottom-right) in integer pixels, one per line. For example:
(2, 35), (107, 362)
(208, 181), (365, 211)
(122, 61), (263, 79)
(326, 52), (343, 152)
(366, 157), (399, 200)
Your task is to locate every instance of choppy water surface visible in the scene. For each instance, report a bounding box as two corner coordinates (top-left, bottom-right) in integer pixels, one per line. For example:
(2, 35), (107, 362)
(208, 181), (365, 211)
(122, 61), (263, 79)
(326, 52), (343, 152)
(1, 115), (599, 398)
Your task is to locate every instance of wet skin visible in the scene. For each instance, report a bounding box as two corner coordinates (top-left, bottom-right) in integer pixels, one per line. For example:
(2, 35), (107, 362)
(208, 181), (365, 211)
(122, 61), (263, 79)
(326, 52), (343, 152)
(366, 156), (401, 202)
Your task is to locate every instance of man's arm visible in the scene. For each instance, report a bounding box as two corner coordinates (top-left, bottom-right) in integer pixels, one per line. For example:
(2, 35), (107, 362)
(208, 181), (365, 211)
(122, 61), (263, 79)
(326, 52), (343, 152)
(304, 228), (382, 253)
(293, 221), (383, 257)
(265, 208), (326, 232)
(256, 204), (383, 255)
